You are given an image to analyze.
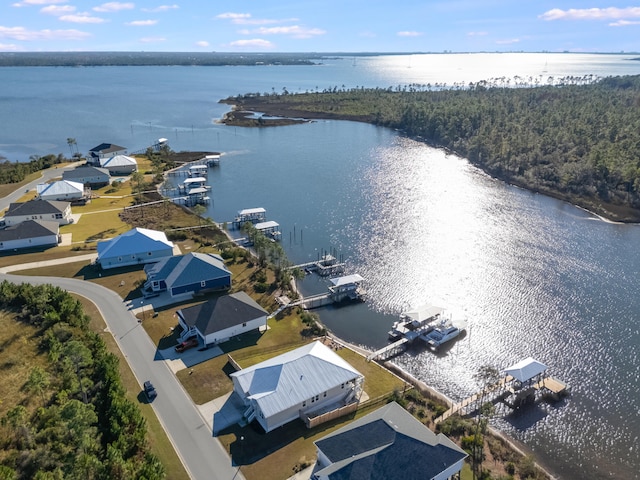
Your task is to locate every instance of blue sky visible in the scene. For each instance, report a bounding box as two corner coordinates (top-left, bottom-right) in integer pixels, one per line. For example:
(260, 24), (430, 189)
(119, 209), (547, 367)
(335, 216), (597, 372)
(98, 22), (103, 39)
(1, 1), (639, 53)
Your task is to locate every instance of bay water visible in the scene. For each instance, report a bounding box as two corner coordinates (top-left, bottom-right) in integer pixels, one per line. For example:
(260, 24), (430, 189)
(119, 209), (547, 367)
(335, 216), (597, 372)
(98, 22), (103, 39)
(2, 53), (640, 478)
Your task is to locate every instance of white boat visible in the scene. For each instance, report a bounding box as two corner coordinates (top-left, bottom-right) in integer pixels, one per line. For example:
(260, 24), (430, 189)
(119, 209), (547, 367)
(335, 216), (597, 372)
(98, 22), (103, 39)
(388, 305), (445, 342)
(421, 317), (466, 350)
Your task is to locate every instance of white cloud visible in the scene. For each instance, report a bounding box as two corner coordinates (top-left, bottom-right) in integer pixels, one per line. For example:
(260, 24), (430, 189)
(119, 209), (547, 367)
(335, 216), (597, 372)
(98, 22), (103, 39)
(126, 20), (157, 26)
(242, 25), (326, 38)
(495, 38), (520, 45)
(140, 36), (166, 43)
(540, 7), (640, 21)
(609, 19), (640, 26)
(195, 40), (209, 47)
(227, 38), (274, 49)
(467, 31), (488, 36)
(93, 2), (135, 13)
(13, 0), (66, 6)
(0, 25), (90, 41)
(142, 4), (179, 13)
(40, 5), (75, 15)
(0, 43), (23, 51)
(217, 12), (250, 21)
(397, 31), (423, 37)
(60, 13), (106, 24)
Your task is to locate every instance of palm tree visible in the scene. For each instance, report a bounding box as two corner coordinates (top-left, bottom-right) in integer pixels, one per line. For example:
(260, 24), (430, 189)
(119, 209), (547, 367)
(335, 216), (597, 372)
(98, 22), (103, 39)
(67, 138), (78, 157)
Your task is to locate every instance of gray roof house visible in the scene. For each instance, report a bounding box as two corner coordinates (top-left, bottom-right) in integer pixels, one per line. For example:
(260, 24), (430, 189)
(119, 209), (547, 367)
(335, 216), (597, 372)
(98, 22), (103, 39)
(230, 341), (364, 433)
(96, 227), (175, 270)
(144, 252), (231, 297)
(4, 200), (73, 226)
(89, 143), (127, 163)
(62, 166), (110, 187)
(0, 220), (60, 251)
(312, 402), (468, 480)
(176, 291), (268, 347)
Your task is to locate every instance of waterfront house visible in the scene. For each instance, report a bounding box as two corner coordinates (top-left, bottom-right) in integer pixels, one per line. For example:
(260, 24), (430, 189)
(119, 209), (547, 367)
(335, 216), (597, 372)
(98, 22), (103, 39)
(143, 252), (231, 297)
(230, 341), (364, 433)
(4, 200), (73, 226)
(62, 166), (110, 187)
(312, 401), (467, 480)
(36, 180), (86, 203)
(88, 143), (127, 165)
(99, 154), (138, 175)
(96, 227), (175, 270)
(0, 220), (60, 251)
(175, 291), (267, 346)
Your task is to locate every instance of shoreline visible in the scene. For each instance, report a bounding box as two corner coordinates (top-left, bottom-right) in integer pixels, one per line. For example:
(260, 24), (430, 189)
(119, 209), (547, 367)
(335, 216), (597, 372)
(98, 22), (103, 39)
(220, 100), (640, 224)
(163, 156), (559, 479)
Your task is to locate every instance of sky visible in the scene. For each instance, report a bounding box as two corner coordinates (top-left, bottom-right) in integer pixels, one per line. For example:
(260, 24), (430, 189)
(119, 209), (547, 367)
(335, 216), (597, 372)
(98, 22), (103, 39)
(0, 1), (639, 53)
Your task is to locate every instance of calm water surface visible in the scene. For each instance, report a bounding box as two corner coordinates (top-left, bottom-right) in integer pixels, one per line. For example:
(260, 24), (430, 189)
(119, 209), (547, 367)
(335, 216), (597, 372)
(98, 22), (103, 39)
(2, 53), (640, 479)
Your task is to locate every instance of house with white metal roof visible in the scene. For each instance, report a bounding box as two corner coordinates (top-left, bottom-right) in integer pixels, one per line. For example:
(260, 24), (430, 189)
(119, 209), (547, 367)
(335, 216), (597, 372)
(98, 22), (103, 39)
(143, 252), (231, 297)
(96, 227), (175, 270)
(88, 143), (127, 164)
(0, 220), (60, 251)
(99, 154), (137, 175)
(36, 180), (86, 202)
(175, 291), (268, 347)
(62, 166), (110, 187)
(4, 200), (73, 226)
(230, 341), (364, 433)
(312, 402), (467, 480)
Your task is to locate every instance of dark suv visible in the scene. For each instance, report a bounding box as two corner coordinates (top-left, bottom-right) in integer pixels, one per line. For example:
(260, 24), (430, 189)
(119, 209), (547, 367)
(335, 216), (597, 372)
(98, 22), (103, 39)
(144, 380), (157, 401)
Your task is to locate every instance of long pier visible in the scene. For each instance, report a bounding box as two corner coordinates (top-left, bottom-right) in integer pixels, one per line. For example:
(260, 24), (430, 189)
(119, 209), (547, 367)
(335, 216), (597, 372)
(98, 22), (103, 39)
(366, 338), (409, 362)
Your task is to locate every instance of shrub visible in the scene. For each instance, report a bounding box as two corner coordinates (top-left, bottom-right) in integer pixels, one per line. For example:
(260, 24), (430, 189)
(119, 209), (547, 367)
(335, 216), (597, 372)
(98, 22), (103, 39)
(254, 282), (268, 293)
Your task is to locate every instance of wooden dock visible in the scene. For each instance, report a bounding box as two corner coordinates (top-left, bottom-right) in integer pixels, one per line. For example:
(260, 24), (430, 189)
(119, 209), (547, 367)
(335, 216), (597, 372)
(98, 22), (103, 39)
(366, 338), (409, 362)
(434, 375), (513, 424)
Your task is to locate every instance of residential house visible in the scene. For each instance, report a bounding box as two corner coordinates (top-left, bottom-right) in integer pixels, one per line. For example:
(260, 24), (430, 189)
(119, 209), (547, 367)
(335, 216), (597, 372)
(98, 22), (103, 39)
(144, 252), (231, 297)
(4, 200), (73, 226)
(0, 220), (60, 251)
(230, 341), (364, 433)
(176, 291), (267, 346)
(36, 180), (86, 203)
(100, 154), (137, 175)
(88, 143), (127, 165)
(62, 166), (110, 187)
(96, 227), (175, 270)
(312, 402), (468, 480)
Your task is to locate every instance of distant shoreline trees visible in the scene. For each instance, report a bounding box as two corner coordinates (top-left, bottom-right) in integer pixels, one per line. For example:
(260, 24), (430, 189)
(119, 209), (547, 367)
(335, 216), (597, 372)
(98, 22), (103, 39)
(223, 74), (640, 222)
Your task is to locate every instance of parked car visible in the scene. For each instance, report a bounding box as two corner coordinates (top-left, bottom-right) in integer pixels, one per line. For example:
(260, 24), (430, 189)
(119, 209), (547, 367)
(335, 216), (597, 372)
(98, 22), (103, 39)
(144, 380), (157, 401)
(175, 336), (198, 353)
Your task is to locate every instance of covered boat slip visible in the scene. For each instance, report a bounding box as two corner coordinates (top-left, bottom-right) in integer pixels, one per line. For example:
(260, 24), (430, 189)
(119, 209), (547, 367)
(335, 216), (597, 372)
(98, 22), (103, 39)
(254, 220), (282, 240)
(232, 207), (267, 228)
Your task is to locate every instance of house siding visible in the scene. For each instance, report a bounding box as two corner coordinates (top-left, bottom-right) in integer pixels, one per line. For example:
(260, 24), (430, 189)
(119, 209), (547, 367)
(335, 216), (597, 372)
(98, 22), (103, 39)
(202, 316), (265, 346)
(0, 233), (59, 251)
(170, 276), (231, 296)
(4, 206), (73, 227)
(99, 247), (174, 269)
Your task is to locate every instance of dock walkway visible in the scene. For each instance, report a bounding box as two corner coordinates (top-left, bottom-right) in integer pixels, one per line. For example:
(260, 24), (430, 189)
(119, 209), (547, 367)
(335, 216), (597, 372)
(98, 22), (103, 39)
(434, 375), (513, 424)
(366, 338), (409, 362)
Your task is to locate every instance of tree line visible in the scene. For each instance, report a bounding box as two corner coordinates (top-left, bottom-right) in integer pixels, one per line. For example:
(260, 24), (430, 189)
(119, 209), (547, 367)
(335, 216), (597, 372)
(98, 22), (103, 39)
(0, 154), (69, 185)
(225, 74), (640, 221)
(0, 281), (164, 480)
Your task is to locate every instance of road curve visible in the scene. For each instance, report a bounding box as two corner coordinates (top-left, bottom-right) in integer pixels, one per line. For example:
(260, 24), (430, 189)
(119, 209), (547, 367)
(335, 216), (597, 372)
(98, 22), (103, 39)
(0, 272), (244, 480)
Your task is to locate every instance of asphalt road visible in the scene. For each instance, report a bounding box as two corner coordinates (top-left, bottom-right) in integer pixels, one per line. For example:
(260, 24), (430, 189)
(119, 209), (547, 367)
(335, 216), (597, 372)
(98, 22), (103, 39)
(0, 272), (244, 480)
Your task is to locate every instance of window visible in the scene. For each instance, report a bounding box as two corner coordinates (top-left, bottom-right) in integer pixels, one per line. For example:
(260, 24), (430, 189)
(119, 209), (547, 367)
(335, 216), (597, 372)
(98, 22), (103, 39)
(118, 257), (122, 262)
(341, 383), (344, 389)
(302, 401), (306, 407)
(131, 254), (136, 259)
(315, 395), (319, 401)
(242, 322), (247, 327)
(148, 252), (152, 256)
(323, 392), (327, 397)
(201, 281), (206, 287)
(55, 213), (62, 219)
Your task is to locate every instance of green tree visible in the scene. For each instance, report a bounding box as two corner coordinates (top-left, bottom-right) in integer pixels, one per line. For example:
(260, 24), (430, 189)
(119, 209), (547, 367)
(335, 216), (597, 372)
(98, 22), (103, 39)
(24, 366), (50, 407)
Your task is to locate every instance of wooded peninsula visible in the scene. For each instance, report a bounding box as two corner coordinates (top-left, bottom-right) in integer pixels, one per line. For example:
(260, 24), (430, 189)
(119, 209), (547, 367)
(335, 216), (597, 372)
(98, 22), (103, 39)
(221, 75), (640, 222)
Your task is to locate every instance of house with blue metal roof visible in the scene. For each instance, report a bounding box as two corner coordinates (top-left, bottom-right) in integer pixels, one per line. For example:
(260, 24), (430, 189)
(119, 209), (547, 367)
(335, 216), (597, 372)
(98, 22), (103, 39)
(312, 401), (467, 480)
(96, 227), (175, 269)
(143, 252), (231, 297)
(230, 341), (364, 433)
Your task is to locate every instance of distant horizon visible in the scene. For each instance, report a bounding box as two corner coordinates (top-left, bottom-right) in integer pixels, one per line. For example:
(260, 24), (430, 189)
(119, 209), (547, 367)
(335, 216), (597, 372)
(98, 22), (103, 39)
(1, 2), (638, 53)
(2, 50), (639, 55)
